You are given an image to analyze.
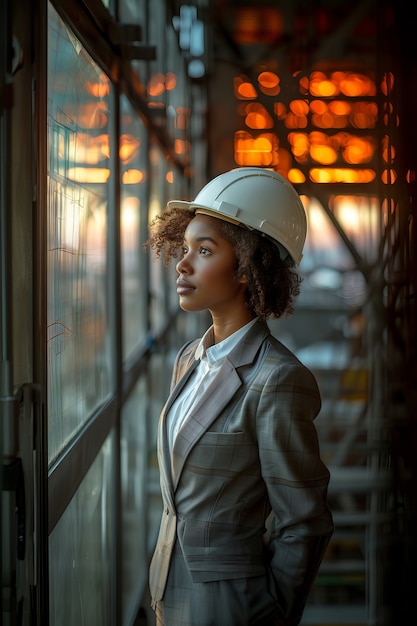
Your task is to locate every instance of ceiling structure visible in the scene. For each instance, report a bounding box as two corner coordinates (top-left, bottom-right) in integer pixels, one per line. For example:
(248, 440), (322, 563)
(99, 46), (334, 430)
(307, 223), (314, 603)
(201, 0), (392, 179)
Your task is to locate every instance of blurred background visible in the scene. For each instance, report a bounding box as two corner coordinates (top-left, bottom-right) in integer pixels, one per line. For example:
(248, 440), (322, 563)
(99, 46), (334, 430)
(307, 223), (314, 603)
(1, 1), (415, 625)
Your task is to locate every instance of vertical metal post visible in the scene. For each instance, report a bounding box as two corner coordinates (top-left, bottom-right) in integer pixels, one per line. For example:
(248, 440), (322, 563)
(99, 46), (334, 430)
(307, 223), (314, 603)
(1, 1), (22, 624)
(0, 0), (16, 453)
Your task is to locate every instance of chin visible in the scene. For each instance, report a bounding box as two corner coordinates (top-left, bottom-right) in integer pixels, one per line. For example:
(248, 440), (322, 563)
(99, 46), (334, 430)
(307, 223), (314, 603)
(179, 299), (203, 313)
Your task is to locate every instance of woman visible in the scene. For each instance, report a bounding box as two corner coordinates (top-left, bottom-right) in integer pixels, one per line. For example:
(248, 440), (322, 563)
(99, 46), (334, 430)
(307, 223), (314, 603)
(146, 167), (333, 626)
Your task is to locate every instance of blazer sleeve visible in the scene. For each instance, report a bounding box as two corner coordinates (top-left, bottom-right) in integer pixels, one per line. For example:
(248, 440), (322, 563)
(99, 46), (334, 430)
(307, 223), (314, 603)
(256, 359), (334, 626)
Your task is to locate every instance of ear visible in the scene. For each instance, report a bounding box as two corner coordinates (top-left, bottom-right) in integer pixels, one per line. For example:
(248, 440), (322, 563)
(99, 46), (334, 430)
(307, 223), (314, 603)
(237, 274), (248, 285)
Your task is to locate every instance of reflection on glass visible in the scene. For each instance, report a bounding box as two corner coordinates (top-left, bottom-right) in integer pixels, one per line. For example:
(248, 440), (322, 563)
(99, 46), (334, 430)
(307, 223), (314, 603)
(47, 4), (113, 463)
(49, 433), (115, 625)
(120, 96), (148, 359)
(148, 142), (170, 334)
(148, 0), (167, 117)
(119, 0), (148, 85)
(166, 23), (191, 161)
(121, 377), (150, 623)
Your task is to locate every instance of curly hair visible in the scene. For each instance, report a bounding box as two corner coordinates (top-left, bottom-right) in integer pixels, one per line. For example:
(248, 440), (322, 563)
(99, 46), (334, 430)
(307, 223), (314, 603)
(145, 208), (302, 320)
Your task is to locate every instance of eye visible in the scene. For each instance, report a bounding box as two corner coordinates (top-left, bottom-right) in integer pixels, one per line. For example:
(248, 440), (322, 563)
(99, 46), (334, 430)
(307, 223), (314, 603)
(181, 246), (189, 256)
(199, 246), (212, 255)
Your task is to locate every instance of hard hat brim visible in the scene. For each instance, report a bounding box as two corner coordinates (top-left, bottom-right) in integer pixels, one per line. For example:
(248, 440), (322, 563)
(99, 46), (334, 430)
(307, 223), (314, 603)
(166, 198), (295, 265)
(166, 200), (241, 225)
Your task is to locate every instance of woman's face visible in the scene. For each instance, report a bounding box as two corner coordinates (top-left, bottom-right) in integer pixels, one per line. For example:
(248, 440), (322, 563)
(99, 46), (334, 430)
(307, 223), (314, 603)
(175, 214), (248, 316)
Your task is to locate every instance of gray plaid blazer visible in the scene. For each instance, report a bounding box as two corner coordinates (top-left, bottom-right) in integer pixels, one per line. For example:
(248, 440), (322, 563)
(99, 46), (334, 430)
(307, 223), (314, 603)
(149, 320), (333, 624)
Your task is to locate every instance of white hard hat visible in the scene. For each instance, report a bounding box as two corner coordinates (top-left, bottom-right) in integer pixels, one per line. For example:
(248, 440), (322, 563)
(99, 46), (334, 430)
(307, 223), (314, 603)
(167, 167), (307, 266)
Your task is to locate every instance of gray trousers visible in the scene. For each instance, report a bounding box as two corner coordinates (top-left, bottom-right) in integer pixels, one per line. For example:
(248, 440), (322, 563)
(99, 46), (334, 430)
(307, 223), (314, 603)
(154, 543), (280, 626)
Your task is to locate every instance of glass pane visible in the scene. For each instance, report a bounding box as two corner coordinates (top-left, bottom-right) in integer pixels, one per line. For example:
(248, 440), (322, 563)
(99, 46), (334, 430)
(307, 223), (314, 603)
(166, 169), (185, 313)
(148, 0), (167, 121)
(49, 432), (116, 626)
(121, 376), (149, 624)
(119, 0), (146, 23)
(120, 96), (149, 359)
(166, 23), (191, 164)
(119, 0), (148, 85)
(47, 4), (113, 463)
(148, 141), (169, 335)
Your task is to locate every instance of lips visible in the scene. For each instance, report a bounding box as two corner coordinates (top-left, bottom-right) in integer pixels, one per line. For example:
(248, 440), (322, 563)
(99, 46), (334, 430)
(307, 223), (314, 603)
(176, 279), (195, 295)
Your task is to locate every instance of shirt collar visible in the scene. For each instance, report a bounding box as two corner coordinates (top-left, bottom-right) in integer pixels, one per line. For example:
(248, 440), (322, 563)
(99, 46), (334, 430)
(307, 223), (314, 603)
(195, 318), (259, 365)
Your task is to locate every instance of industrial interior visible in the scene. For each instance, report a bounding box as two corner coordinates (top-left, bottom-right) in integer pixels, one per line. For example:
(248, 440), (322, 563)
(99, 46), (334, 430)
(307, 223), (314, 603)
(1, 1), (416, 625)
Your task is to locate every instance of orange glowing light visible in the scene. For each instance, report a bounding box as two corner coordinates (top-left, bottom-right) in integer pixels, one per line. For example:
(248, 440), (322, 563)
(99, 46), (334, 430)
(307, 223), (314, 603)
(234, 68), (384, 185)
(121, 198), (140, 251)
(343, 137), (375, 164)
(340, 73), (376, 97)
(381, 169), (397, 184)
(86, 78), (110, 98)
(175, 107), (190, 131)
(148, 101), (165, 109)
(258, 71), (280, 96)
(312, 111), (342, 129)
(165, 72), (177, 91)
(122, 169), (144, 184)
(288, 132), (309, 159)
(67, 167), (110, 183)
(309, 168), (331, 183)
(120, 134), (141, 163)
(331, 195), (382, 258)
(299, 75), (309, 94)
(284, 112), (308, 129)
(258, 72), (279, 87)
(309, 168), (375, 184)
(329, 100), (352, 116)
(148, 73), (165, 97)
(290, 100), (309, 116)
(310, 72), (339, 97)
(310, 100), (328, 115)
(61, 102), (108, 129)
(406, 170), (415, 183)
(310, 131), (328, 145)
(308, 71), (377, 98)
(244, 103), (274, 129)
(65, 133), (110, 164)
(174, 139), (187, 155)
(234, 77), (258, 99)
(381, 136), (396, 163)
(288, 168), (306, 184)
(383, 112), (400, 127)
(234, 131), (278, 166)
(310, 144), (337, 165)
(382, 102), (398, 128)
(336, 200), (361, 231)
(381, 72), (394, 96)
(274, 102), (286, 119)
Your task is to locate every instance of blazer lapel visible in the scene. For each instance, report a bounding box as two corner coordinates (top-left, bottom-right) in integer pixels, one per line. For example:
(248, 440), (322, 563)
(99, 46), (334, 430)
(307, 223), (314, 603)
(171, 358), (242, 488)
(170, 320), (271, 489)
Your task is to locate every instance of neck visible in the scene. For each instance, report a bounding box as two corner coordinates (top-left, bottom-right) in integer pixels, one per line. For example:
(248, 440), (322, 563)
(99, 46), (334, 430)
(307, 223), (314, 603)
(210, 310), (257, 344)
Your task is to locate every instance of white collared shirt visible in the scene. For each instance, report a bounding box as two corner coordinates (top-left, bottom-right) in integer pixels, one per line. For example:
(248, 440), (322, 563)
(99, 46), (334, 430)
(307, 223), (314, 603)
(167, 317), (258, 452)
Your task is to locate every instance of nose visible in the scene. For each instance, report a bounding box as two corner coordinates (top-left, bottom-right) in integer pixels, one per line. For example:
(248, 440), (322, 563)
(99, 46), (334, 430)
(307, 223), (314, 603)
(176, 253), (191, 275)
